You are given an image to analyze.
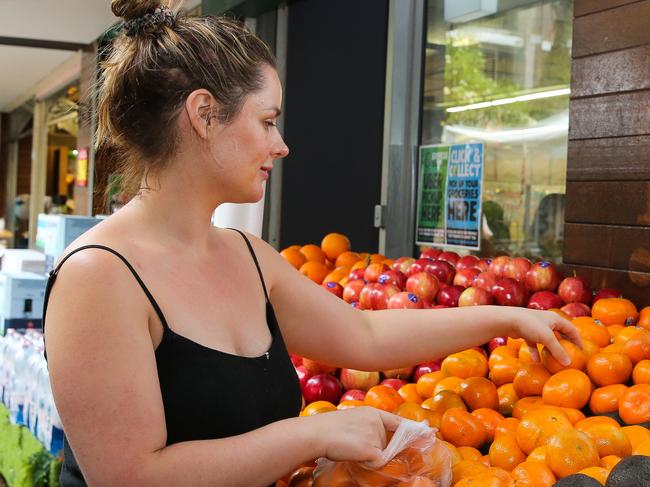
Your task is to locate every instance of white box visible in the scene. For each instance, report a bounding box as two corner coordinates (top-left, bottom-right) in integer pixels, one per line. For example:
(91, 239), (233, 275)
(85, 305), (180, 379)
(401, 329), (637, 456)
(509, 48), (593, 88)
(0, 271), (46, 334)
(35, 214), (102, 273)
(0, 249), (46, 274)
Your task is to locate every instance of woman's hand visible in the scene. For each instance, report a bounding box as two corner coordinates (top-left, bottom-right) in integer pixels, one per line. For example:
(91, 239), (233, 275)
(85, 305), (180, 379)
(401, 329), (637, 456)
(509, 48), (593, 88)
(502, 308), (582, 365)
(307, 406), (402, 464)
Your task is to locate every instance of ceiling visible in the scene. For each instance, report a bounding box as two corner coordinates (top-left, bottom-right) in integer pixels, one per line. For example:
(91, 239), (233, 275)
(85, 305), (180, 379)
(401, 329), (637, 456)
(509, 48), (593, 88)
(0, 0), (201, 111)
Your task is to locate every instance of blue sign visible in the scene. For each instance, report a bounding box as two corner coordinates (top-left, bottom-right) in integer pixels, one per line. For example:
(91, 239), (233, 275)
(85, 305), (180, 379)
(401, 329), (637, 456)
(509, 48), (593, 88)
(445, 143), (484, 249)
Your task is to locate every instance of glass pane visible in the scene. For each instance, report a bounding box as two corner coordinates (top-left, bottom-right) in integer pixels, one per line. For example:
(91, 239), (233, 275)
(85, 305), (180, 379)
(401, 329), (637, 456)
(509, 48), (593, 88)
(422, 0), (572, 261)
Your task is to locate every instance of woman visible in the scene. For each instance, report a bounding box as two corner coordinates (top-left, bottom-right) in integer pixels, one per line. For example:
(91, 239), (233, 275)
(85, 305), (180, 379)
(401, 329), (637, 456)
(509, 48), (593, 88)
(44, 2), (580, 486)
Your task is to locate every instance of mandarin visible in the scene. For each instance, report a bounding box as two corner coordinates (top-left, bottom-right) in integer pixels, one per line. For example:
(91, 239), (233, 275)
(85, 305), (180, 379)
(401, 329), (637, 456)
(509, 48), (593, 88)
(540, 339), (587, 374)
(592, 298), (639, 326)
(497, 383), (520, 416)
(460, 377), (500, 411)
(542, 369), (592, 409)
(618, 383), (650, 424)
(580, 422), (632, 458)
(513, 363), (551, 398)
(299, 261), (330, 284)
(572, 317), (611, 348)
(586, 352), (633, 387)
(545, 429), (600, 479)
(589, 384), (628, 414)
(633, 359), (650, 384)
(515, 408), (572, 454)
(280, 248), (307, 270)
(511, 461), (556, 487)
(320, 233), (350, 261)
(364, 385), (404, 413)
(488, 431), (527, 471)
(441, 409), (488, 448)
(472, 408), (505, 442)
(622, 329), (650, 364)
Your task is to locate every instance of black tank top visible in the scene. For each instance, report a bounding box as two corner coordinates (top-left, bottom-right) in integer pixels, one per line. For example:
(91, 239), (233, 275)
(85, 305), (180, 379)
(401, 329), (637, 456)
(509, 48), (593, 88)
(42, 230), (302, 486)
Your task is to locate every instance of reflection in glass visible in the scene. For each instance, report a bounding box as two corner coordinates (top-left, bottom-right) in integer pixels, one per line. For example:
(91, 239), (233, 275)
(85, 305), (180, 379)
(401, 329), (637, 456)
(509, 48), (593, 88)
(422, 0), (572, 261)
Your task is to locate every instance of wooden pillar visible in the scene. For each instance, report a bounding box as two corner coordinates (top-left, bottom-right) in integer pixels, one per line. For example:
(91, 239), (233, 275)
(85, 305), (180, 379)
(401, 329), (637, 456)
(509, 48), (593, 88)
(28, 100), (48, 248)
(563, 0), (650, 306)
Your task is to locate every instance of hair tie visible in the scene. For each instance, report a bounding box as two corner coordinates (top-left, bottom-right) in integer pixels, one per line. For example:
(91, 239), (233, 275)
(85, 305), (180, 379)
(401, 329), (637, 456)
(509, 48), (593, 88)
(123, 6), (175, 37)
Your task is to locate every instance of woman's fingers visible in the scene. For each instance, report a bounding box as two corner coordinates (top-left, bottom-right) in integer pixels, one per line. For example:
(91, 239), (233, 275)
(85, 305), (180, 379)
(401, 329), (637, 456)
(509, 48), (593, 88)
(377, 409), (403, 432)
(552, 314), (582, 348)
(541, 329), (571, 366)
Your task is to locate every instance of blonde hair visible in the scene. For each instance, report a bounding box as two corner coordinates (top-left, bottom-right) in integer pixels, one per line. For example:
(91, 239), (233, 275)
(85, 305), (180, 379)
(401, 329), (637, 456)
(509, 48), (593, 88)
(97, 0), (276, 197)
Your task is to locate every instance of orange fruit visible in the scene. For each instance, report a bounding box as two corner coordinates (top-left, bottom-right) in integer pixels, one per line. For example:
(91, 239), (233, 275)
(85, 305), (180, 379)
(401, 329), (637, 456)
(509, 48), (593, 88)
(600, 455), (622, 470)
(336, 400), (365, 410)
(489, 358), (521, 387)
(614, 326), (644, 345)
(322, 267), (348, 284)
(592, 298), (639, 326)
(495, 417), (520, 438)
(452, 460), (488, 485)
(441, 409), (488, 448)
(472, 408), (505, 442)
(633, 359), (650, 384)
(280, 247), (307, 270)
(460, 377), (499, 411)
(423, 390), (467, 415)
(434, 376), (464, 395)
(488, 431), (527, 471)
(454, 467), (514, 487)
(572, 317), (612, 348)
(638, 306), (650, 330)
(489, 346), (518, 368)
(602, 343), (625, 354)
(511, 461), (556, 487)
(335, 251), (361, 269)
(512, 396), (546, 420)
(508, 337), (526, 351)
(586, 352), (633, 386)
(320, 233), (350, 261)
(398, 383), (423, 404)
(442, 350), (488, 379)
(515, 408), (573, 454)
(589, 384), (628, 414)
(364, 385), (404, 413)
(350, 260), (368, 272)
(528, 446), (547, 463)
(540, 339), (587, 374)
(559, 407), (586, 425)
(618, 383), (650, 424)
(301, 400), (337, 416)
(479, 455), (491, 467)
(579, 422), (632, 458)
(299, 244), (327, 264)
(575, 416), (621, 431)
(581, 339), (600, 362)
(545, 429), (600, 479)
(578, 466), (609, 485)
(458, 446), (484, 462)
(622, 329), (650, 364)
(298, 261), (330, 284)
(621, 425), (650, 449)
(634, 438), (650, 455)
(443, 440), (463, 467)
(395, 402), (429, 422)
(542, 369), (592, 409)
(513, 363), (551, 398)
(369, 253), (386, 264)
(497, 383), (520, 416)
(518, 344), (537, 364)
(607, 324), (625, 340)
(415, 370), (447, 398)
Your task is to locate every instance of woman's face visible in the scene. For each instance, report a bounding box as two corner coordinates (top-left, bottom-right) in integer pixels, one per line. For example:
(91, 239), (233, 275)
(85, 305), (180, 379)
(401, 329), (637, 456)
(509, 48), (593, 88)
(206, 64), (289, 204)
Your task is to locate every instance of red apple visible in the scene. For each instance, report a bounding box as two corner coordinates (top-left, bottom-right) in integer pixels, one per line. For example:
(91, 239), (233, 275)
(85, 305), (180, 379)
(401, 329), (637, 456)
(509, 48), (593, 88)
(593, 288), (623, 303)
(438, 251), (460, 266)
(343, 279), (366, 303)
(560, 302), (592, 318)
(290, 354), (303, 367)
(436, 285), (464, 307)
(370, 283), (400, 310)
(491, 278), (528, 307)
(359, 283), (381, 310)
(302, 358), (338, 376)
(527, 291), (564, 310)
(422, 299), (435, 309)
(489, 256), (511, 278)
(474, 272), (498, 292)
(340, 368), (381, 391)
(476, 258), (492, 273)
(425, 259), (455, 285)
(453, 268), (480, 288)
(364, 263), (390, 283)
(381, 378), (408, 391)
(321, 281), (343, 298)
(348, 268), (366, 282)
(525, 261), (561, 292)
(504, 257), (532, 282)
(378, 270), (407, 290)
(420, 248), (442, 260)
(393, 257), (416, 275)
(408, 258), (435, 277)
(413, 361), (442, 382)
(387, 292), (424, 309)
(406, 272), (440, 302)
(472, 346), (489, 359)
(488, 337), (507, 353)
(382, 367), (414, 380)
(303, 374), (343, 404)
(456, 255), (481, 271)
(459, 287), (494, 306)
(558, 276), (592, 305)
(340, 389), (366, 402)
(295, 365), (312, 391)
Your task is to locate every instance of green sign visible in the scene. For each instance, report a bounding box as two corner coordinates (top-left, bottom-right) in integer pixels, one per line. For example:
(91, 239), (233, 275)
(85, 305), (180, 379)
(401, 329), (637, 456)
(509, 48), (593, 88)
(415, 145), (449, 245)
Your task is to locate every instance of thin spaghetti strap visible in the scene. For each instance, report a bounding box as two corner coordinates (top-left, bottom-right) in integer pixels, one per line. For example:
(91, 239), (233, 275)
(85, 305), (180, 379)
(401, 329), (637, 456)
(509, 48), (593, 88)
(229, 229), (270, 303)
(43, 244), (170, 330)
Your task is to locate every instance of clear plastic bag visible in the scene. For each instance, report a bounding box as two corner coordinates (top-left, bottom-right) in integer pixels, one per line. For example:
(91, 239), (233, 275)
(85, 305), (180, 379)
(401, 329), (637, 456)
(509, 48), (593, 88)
(312, 419), (452, 487)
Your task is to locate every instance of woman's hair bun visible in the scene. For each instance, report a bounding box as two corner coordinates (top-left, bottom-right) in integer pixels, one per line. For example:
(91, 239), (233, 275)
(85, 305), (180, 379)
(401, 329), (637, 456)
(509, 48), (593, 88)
(111, 0), (163, 21)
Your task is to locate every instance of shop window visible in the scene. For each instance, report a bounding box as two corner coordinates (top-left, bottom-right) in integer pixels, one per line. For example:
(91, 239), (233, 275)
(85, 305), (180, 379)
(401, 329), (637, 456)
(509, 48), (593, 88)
(422, 0), (572, 261)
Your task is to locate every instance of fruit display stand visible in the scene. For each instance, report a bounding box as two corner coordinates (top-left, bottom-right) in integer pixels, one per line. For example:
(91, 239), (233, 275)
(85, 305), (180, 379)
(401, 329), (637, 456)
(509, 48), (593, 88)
(277, 234), (650, 486)
(0, 404), (61, 487)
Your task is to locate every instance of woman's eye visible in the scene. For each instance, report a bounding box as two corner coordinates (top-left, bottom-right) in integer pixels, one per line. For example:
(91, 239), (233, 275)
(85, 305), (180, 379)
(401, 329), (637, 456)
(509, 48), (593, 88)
(264, 121), (277, 128)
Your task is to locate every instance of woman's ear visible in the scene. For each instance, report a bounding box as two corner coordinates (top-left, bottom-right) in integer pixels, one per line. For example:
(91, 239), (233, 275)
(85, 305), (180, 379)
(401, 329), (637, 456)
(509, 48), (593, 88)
(185, 89), (218, 139)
